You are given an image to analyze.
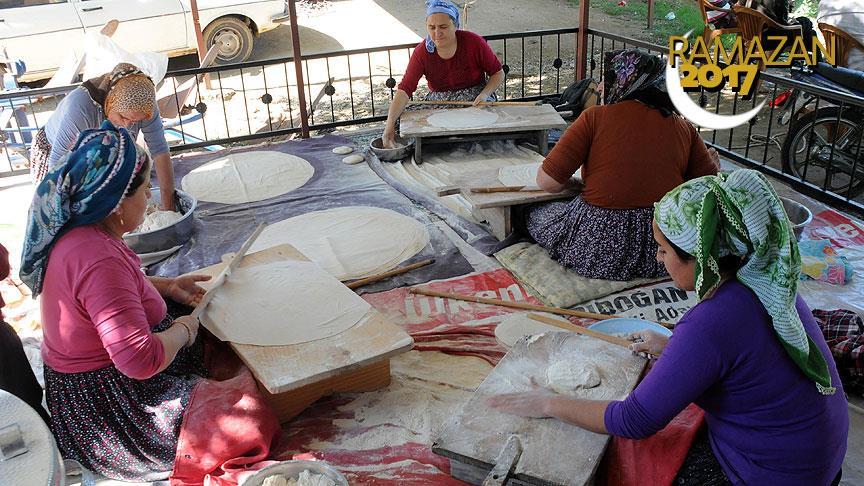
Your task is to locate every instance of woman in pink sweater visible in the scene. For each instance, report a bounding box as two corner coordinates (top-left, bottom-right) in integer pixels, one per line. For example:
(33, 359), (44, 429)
(20, 122), (278, 482)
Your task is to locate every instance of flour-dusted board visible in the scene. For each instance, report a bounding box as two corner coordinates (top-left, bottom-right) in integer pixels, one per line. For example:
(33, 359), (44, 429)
(188, 244), (414, 394)
(433, 332), (646, 485)
(400, 105), (568, 138)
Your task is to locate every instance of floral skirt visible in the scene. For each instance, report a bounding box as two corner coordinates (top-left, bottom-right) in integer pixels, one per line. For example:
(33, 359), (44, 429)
(525, 195), (667, 281)
(44, 316), (205, 482)
(29, 127), (52, 184)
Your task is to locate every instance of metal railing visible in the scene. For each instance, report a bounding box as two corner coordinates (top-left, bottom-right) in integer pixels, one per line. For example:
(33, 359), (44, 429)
(3, 27), (862, 218)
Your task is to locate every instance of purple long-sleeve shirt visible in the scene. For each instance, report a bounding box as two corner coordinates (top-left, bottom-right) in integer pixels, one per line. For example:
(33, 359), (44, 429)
(605, 280), (848, 485)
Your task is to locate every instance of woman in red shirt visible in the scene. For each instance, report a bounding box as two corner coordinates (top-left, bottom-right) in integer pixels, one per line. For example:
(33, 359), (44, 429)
(382, 0), (505, 148)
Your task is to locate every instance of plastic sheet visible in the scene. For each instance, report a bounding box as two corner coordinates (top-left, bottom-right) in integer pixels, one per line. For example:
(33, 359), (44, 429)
(150, 136), (473, 293)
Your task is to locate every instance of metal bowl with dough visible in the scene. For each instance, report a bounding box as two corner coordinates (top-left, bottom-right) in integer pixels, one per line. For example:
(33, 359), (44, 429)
(779, 196), (812, 241)
(241, 460), (349, 486)
(123, 188), (197, 254)
(369, 136), (415, 162)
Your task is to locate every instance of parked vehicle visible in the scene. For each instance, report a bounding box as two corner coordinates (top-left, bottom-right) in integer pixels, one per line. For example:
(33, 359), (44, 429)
(0, 0), (290, 81)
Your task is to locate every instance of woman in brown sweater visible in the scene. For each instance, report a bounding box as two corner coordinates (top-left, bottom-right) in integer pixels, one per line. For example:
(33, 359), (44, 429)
(526, 49), (719, 281)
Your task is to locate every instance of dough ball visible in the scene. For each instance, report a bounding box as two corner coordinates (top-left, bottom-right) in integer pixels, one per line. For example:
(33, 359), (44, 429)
(342, 154), (365, 165)
(545, 361), (601, 395)
(135, 210), (182, 233)
(332, 146), (354, 155)
(262, 475), (290, 486)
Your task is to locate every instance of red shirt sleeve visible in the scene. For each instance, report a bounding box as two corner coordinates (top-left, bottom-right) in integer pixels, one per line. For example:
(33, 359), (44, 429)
(540, 106), (596, 184)
(78, 256), (165, 380)
(397, 42), (427, 96)
(474, 33), (503, 76)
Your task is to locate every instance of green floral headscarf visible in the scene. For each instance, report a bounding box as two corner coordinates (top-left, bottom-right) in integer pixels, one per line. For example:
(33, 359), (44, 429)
(654, 169), (835, 396)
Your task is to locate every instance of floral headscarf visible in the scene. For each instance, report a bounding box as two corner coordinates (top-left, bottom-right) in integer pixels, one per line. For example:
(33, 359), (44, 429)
(20, 121), (145, 296)
(425, 0), (461, 53)
(655, 169), (835, 396)
(82, 62), (155, 118)
(602, 49), (665, 105)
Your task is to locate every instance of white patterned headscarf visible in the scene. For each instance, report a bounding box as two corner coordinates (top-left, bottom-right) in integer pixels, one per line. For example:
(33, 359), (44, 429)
(655, 169), (835, 395)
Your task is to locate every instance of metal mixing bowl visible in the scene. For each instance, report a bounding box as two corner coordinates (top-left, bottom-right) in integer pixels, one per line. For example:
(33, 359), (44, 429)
(369, 136), (415, 162)
(241, 460), (348, 486)
(779, 196), (813, 241)
(123, 188), (197, 254)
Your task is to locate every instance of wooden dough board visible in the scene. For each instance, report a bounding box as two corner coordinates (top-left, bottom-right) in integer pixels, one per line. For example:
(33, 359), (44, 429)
(433, 332), (646, 485)
(400, 104), (567, 138)
(188, 244), (414, 422)
(452, 165), (578, 210)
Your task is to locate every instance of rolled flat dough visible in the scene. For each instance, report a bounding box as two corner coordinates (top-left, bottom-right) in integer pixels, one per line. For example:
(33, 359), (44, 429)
(249, 206), (430, 280)
(181, 151), (314, 204)
(203, 260), (370, 346)
(427, 108), (499, 129)
(498, 163), (541, 189)
(494, 313), (572, 347)
(545, 361), (601, 395)
(332, 146), (354, 155)
(342, 154), (365, 165)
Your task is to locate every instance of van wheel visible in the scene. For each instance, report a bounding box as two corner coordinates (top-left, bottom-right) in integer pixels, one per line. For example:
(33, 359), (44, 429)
(204, 17), (254, 64)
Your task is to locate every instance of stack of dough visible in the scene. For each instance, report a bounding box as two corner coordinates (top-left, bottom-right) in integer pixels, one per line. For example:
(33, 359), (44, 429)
(134, 210), (183, 233)
(249, 206), (430, 280)
(262, 470), (336, 486)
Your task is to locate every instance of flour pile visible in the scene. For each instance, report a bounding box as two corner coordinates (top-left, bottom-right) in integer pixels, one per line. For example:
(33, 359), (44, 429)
(261, 470), (336, 486)
(427, 108), (499, 129)
(134, 210), (183, 233)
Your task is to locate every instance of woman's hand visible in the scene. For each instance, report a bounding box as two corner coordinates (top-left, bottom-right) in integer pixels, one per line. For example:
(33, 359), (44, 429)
(709, 147), (721, 171)
(486, 392), (556, 418)
(382, 126), (398, 149)
(629, 330), (669, 357)
(472, 93), (489, 106)
(167, 274), (211, 306)
(174, 315), (200, 348)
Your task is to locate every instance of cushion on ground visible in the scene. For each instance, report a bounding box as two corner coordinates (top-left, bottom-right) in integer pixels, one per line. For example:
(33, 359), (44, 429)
(494, 242), (663, 308)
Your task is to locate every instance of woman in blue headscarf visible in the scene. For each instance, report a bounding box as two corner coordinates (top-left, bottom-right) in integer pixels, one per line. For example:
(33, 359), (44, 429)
(20, 122), (279, 482)
(382, 0), (505, 148)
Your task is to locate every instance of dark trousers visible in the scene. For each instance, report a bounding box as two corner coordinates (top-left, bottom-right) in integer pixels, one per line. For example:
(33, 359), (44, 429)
(0, 318), (50, 425)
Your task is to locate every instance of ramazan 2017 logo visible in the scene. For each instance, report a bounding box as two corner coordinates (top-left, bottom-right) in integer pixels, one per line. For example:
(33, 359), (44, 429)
(665, 33), (836, 129)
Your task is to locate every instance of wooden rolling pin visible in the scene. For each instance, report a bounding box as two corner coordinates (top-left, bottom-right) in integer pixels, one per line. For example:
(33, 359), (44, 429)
(470, 186), (543, 193)
(409, 100), (539, 107)
(527, 313), (633, 349)
(408, 287), (673, 329)
(346, 259), (435, 289)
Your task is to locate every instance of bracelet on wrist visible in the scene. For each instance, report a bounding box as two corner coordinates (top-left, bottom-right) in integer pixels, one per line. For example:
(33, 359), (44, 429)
(175, 320), (192, 347)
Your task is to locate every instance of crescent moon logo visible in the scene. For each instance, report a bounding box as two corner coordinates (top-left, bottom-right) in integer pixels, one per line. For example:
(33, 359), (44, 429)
(666, 32), (765, 130)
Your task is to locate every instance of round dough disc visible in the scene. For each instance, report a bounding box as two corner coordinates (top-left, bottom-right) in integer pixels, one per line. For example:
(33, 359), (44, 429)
(249, 206), (430, 280)
(181, 151), (313, 204)
(545, 361), (601, 395)
(332, 145), (354, 155)
(203, 260), (370, 345)
(495, 313), (572, 347)
(427, 108), (499, 129)
(343, 154), (365, 165)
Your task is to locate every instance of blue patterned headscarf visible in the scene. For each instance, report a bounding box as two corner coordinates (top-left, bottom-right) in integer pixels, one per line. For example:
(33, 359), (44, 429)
(20, 121), (144, 296)
(425, 0), (461, 53)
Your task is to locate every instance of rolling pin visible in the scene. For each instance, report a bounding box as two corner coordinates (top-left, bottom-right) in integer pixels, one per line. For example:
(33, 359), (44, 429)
(190, 223), (266, 319)
(470, 186), (543, 193)
(346, 259), (435, 289)
(527, 313), (634, 349)
(408, 287), (674, 329)
(408, 100), (539, 107)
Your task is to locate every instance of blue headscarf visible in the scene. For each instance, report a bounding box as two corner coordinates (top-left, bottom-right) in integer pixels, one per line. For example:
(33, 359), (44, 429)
(425, 0), (461, 53)
(20, 121), (144, 296)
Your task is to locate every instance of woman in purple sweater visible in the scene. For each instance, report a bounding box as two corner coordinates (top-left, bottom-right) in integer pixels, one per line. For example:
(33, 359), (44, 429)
(488, 169), (849, 485)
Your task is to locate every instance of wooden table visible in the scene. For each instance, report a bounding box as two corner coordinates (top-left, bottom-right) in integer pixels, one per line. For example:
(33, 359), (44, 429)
(448, 165), (578, 240)
(433, 332), (646, 485)
(190, 244), (414, 422)
(400, 104), (567, 163)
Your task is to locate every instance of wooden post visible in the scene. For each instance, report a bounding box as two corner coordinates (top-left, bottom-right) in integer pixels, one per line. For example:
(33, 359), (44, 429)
(288, 0), (310, 139)
(647, 0), (655, 29)
(576, 0), (590, 81)
(189, 0), (211, 89)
